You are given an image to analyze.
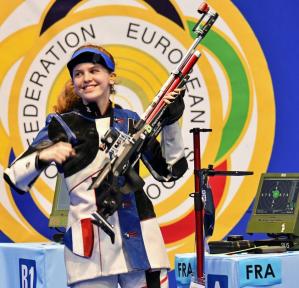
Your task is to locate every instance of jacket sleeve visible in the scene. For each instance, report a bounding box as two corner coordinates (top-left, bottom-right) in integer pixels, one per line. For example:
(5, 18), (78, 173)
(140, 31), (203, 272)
(141, 121), (188, 182)
(3, 114), (64, 194)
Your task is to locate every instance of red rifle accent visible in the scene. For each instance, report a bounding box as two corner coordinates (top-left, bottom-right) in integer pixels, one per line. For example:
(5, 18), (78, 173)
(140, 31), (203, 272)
(146, 51), (200, 125)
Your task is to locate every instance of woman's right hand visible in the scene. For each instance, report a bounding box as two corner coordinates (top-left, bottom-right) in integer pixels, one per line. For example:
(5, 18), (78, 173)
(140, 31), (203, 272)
(38, 141), (76, 165)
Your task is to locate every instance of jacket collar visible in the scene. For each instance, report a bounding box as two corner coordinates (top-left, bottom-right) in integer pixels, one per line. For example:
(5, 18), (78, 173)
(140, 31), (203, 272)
(73, 99), (113, 119)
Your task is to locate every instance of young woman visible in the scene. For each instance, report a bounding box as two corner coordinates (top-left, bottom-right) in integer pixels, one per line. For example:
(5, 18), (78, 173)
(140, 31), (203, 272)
(4, 44), (188, 288)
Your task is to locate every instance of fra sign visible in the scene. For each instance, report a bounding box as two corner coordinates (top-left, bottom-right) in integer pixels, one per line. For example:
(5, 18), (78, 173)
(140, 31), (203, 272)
(239, 258), (281, 287)
(175, 255), (196, 285)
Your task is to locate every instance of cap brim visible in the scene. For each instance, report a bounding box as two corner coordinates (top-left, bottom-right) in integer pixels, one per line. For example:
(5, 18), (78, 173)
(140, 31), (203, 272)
(67, 49), (114, 77)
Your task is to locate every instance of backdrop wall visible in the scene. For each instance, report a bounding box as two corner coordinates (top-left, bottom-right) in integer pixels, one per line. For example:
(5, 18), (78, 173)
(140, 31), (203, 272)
(0, 0), (297, 267)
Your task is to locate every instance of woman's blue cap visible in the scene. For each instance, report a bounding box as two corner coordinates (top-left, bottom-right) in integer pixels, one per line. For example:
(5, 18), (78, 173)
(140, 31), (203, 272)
(67, 47), (115, 77)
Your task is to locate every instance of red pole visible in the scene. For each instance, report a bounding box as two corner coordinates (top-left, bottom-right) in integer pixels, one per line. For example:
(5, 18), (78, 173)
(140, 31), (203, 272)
(191, 128), (204, 280)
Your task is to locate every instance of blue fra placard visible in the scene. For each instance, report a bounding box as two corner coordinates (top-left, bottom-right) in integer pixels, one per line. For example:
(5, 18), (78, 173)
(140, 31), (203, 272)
(239, 257), (281, 287)
(175, 253), (197, 285)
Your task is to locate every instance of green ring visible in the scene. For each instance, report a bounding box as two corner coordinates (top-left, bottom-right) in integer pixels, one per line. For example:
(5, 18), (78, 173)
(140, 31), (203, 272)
(188, 21), (250, 161)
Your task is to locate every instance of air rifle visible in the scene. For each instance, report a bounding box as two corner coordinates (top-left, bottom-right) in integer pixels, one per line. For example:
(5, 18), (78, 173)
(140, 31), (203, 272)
(90, 2), (218, 242)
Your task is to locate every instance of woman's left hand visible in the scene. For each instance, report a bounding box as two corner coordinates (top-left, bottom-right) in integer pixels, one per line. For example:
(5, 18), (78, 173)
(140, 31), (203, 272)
(163, 88), (184, 104)
(161, 88), (186, 126)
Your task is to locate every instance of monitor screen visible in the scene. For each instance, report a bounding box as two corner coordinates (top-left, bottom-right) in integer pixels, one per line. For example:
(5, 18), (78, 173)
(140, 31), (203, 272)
(256, 177), (299, 214)
(247, 173), (299, 236)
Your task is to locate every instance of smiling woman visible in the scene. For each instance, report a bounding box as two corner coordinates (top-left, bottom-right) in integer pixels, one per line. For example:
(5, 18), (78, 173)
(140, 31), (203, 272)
(3, 44), (188, 288)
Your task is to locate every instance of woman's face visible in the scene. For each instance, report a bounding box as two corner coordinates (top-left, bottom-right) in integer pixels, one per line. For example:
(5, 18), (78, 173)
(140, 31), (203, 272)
(72, 62), (114, 104)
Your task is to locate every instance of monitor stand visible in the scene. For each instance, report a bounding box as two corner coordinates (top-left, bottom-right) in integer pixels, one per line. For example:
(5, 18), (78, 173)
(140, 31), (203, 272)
(254, 234), (299, 251)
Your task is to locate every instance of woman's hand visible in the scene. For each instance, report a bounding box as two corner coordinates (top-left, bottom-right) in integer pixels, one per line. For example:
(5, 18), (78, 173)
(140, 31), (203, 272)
(38, 141), (76, 165)
(163, 88), (183, 104)
(161, 88), (186, 126)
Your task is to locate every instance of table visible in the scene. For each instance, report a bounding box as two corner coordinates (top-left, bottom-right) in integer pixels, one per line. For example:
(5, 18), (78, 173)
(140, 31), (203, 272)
(0, 242), (68, 288)
(175, 251), (299, 287)
(2, 242), (298, 288)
